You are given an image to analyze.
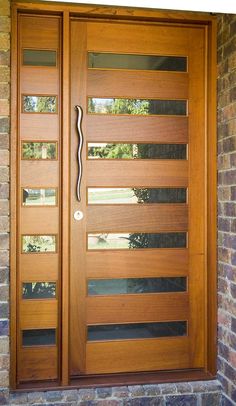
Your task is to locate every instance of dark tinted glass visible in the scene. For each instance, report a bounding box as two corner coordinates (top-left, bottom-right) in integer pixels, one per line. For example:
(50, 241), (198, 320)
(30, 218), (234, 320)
(22, 329), (56, 346)
(88, 143), (186, 159)
(88, 53), (187, 72)
(88, 321), (187, 341)
(88, 98), (187, 116)
(88, 232), (187, 250)
(88, 187), (187, 204)
(88, 277), (186, 295)
(22, 282), (56, 299)
(23, 49), (57, 66)
(23, 96), (57, 113)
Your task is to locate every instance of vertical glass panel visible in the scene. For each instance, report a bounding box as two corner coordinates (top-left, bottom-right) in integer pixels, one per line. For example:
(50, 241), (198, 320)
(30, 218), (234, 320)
(88, 321), (187, 341)
(22, 329), (56, 346)
(22, 188), (57, 206)
(23, 49), (57, 66)
(88, 53), (187, 72)
(88, 143), (186, 159)
(22, 95), (57, 113)
(22, 142), (57, 159)
(22, 282), (56, 299)
(88, 277), (186, 295)
(88, 233), (186, 250)
(22, 235), (56, 253)
(88, 98), (187, 116)
(88, 187), (187, 204)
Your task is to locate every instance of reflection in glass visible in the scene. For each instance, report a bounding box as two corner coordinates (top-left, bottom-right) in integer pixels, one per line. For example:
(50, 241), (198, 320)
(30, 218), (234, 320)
(88, 277), (186, 295)
(22, 95), (57, 113)
(23, 49), (57, 66)
(88, 98), (186, 116)
(88, 321), (187, 341)
(22, 142), (57, 159)
(22, 282), (56, 299)
(22, 235), (56, 253)
(22, 188), (57, 206)
(88, 187), (187, 204)
(88, 143), (186, 159)
(88, 53), (187, 72)
(22, 329), (56, 346)
(88, 233), (186, 250)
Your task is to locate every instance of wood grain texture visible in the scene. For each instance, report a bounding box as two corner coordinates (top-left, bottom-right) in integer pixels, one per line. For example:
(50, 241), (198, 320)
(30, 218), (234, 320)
(20, 300), (58, 329)
(87, 115), (188, 143)
(18, 347), (57, 382)
(88, 70), (188, 99)
(87, 160), (188, 187)
(86, 249), (189, 278)
(87, 293), (188, 324)
(21, 161), (59, 186)
(21, 207), (59, 234)
(21, 254), (59, 281)
(20, 15), (60, 49)
(20, 115), (59, 139)
(87, 204), (188, 232)
(21, 68), (59, 94)
(86, 337), (190, 374)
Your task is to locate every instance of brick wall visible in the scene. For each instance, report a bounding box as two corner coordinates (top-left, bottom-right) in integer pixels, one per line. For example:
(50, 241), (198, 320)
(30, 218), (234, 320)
(217, 13), (236, 406)
(0, 0), (10, 401)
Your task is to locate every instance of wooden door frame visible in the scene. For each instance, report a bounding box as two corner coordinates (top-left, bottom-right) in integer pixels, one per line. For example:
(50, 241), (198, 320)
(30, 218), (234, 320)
(10, 1), (217, 389)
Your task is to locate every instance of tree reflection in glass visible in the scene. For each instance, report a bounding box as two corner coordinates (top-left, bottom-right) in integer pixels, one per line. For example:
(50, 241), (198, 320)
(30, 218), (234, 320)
(23, 282), (56, 299)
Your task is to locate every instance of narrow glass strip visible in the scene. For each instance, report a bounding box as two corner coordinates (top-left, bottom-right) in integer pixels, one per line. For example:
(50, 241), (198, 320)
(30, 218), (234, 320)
(88, 143), (186, 159)
(22, 329), (56, 346)
(88, 98), (187, 116)
(22, 95), (57, 113)
(88, 188), (187, 204)
(88, 53), (187, 72)
(22, 282), (56, 299)
(88, 233), (186, 250)
(22, 235), (56, 253)
(22, 142), (57, 160)
(88, 321), (187, 341)
(88, 277), (186, 295)
(23, 49), (57, 66)
(22, 188), (57, 206)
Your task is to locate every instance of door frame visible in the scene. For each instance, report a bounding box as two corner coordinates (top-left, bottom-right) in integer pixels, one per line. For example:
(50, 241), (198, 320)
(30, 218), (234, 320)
(10, 1), (217, 389)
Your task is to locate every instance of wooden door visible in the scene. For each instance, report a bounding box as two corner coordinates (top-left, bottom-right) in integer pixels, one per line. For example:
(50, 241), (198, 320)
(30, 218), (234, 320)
(70, 20), (206, 376)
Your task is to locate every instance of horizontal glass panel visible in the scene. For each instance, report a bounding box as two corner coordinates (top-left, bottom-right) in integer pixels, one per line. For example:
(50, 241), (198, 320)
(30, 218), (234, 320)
(88, 143), (186, 159)
(22, 282), (56, 299)
(88, 321), (187, 341)
(22, 235), (56, 253)
(22, 188), (57, 206)
(88, 187), (187, 204)
(88, 52), (187, 72)
(88, 98), (187, 116)
(23, 49), (57, 66)
(88, 233), (186, 250)
(22, 329), (56, 346)
(22, 95), (57, 113)
(22, 142), (57, 159)
(88, 277), (186, 295)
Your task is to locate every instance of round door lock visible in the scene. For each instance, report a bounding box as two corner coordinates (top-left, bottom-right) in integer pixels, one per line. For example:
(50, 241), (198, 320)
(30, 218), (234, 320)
(74, 210), (84, 221)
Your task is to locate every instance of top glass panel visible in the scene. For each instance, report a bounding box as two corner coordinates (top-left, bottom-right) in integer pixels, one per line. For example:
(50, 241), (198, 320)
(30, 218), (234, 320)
(88, 53), (187, 72)
(23, 49), (57, 67)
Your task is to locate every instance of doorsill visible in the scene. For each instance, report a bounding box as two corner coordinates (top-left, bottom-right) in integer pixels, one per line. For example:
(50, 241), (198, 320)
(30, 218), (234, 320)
(15, 369), (216, 391)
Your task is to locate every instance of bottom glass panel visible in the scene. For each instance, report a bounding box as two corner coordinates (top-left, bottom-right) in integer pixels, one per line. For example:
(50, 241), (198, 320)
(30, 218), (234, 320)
(88, 277), (186, 295)
(22, 329), (56, 346)
(88, 321), (187, 341)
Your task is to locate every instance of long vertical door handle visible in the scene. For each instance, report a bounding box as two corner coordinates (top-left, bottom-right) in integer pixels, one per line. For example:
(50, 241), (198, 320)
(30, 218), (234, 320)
(75, 105), (83, 202)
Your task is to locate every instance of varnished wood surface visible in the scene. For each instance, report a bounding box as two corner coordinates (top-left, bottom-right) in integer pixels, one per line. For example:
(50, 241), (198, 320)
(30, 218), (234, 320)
(20, 300), (58, 329)
(88, 70), (188, 99)
(86, 293), (188, 324)
(21, 254), (59, 281)
(20, 115), (59, 139)
(21, 161), (59, 186)
(86, 337), (190, 374)
(87, 115), (188, 143)
(87, 204), (188, 232)
(86, 249), (189, 278)
(18, 347), (58, 381)
(21, 68), (59, 94)
(20, 15), (60, 49)
(21, 207), (59, 234)
(87, 160), (188, 187)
